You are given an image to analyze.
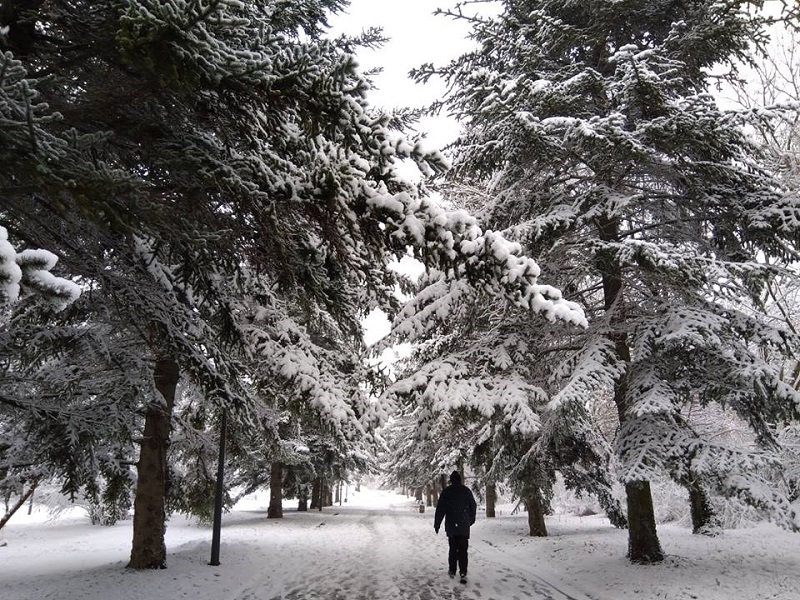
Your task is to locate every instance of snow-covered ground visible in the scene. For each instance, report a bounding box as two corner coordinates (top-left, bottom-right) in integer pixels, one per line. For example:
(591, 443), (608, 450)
(1, 488), (799, 600)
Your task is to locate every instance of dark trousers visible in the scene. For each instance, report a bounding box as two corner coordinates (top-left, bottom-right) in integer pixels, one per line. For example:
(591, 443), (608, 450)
(447, 535), (469, 575)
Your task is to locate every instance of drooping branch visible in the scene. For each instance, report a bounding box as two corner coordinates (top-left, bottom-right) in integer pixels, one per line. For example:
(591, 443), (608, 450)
(0, 478), (39, 532)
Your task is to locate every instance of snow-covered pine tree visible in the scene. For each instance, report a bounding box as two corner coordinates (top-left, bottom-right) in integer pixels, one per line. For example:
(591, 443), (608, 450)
(2, 0), (584, 570)
(421, 0), (800, 562)
(380, 402), (479, 499)
(0, 51), (134, 529)
(379, 413), (438, 498)
(0, 315), (150, 526)
(717, 24), (800, 531)
(0, 51), (90, 309)
(379, 273), (626, 534)
(242, 296), (383, 518)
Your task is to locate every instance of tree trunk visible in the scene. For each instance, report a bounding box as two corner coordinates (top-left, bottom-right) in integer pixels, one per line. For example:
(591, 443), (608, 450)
(626, 481), (664, 562)
(426, 484), (434, 507)
(297, 485), (308, 512)
(310, 478), (321, 510)
(598, 214), (664, 563)
(615, 360), (663, 562)
(486, 483), (497, 518)
(688, 480), (720, 535)
(335, 481), (341, 505)
(0, 479), (38, 532)
(525, 490), (547, 537)
(128, 357), (178, 569)
(484, 443), (497, 518)
(267, 462), (283, 519)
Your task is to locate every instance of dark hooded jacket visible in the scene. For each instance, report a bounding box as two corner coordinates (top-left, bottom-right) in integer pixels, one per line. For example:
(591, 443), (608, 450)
(434, 480), (477, 538)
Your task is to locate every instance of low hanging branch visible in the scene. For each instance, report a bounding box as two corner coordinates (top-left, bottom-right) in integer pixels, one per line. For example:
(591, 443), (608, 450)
(0, 478), (40, 532)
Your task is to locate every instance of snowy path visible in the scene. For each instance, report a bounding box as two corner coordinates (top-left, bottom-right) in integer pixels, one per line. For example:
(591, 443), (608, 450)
(0, 490), (590, 600)
(4, 488), (799, 600)
(232, 505), (587, 600)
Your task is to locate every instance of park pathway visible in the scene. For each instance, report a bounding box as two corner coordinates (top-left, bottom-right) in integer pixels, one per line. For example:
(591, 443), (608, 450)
(0, 489), (593, 600)
(233, 501), (591, 600)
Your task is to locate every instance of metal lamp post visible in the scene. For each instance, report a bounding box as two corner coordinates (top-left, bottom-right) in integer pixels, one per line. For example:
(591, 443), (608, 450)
(209, 409), (227, 566)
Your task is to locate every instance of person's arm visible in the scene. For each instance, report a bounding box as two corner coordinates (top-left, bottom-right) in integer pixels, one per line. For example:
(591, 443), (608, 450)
(469, 489), (477, 525)
(434, 489), (447, 533)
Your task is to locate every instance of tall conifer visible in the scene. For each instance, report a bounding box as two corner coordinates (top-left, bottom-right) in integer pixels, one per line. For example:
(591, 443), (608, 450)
(421, 0), (800, 561)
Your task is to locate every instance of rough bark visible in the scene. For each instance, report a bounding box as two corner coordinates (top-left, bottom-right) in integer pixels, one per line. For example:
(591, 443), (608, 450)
(486, 483), (497, 518)
(310, 477), (321, 510)
(525, 491), (548, 537)
(128, 357), (178, 569)
(626, 481), (664, 562)
(688, 480), (721, 535)
(484, 446), (497, 518)
(267, 462), (283, 519)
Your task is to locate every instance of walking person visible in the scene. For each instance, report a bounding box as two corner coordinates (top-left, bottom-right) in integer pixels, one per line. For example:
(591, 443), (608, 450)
(433, 471), (477, 584)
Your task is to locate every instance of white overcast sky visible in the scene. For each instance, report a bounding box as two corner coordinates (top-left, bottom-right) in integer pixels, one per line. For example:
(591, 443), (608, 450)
(328, 0), (484, 150)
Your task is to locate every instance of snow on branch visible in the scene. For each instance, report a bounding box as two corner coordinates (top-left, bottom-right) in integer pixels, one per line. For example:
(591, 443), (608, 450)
(724, 475), (800, 531)
(626, 301), (800, 425)
(0, 226), (22, 304)
(618, 413), (799, 529)
(16, 249), (81, 310)
(618, 414), (759, 482)
(244, 304), (368, 441)
(366, 189), (587, 329)
(547, 336), (625, 411)
(0, 227), (80, 310)
(383, 356), (546, 437)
